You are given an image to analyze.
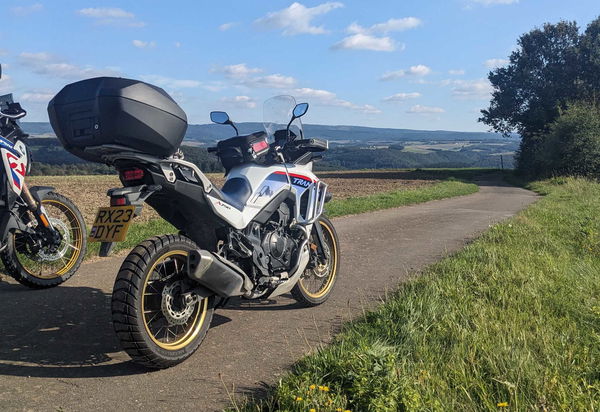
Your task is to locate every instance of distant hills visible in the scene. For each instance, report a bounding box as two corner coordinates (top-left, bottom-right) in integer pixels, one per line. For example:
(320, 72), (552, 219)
(22, 122), (517, 146)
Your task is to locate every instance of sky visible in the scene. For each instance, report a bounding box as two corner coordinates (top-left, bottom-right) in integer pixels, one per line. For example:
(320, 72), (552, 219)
(0, 0), (598, 132)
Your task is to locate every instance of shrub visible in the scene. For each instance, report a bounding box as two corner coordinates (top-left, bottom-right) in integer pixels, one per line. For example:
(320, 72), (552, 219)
(539, 102), (600, 178)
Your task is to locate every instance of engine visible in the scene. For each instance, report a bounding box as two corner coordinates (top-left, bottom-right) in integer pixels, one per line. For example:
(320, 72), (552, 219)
(260, 203), (295, 272)
(225, 202), (300, 283)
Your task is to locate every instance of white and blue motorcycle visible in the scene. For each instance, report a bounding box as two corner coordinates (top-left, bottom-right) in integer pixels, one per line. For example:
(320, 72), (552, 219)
(0, 65), (86, 289)
(50, 82), (340, 368)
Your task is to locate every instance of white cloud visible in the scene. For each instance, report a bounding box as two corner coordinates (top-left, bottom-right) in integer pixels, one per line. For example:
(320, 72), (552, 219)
(334, 16), (420, 52)
(484, 58), (509, 69)
(294, 87), (337, 101)
(349, 17), (422, 34)
(78, 7), (133, 18)
(470, 0), (519, 5)
(11, 3), (43, 16)
(174, 42), (182, 48)
(383, 92), (421, 102)
(444, 78), (492, 100)
(407, 104), (445, 114)
(214, 64), (296, 89)
(132, 40), (156, 49)
(245, 74), (297, 89)
(140, 75), (201, 89)
(449, 69), (465, 75)
(77, 7), (145, 27)
(219, 22), (237, 31)
(380, 65), (432, 81)
(221, 95), (257, 109)
(217, 63), (263, 79)
(292, 87), (381, 114)
(332, 33), (397, 52)
(18, 52), (120, 80)
(21, 90), (55, 103)
(255, 2), (343, 35)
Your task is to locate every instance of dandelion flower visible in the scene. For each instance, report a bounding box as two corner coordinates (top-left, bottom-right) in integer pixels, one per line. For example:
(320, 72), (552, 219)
(295, 396), (303, 402)
(497, 402), (509, 407)
(309, 384), (316, 390)
(309, 409), (316, 412)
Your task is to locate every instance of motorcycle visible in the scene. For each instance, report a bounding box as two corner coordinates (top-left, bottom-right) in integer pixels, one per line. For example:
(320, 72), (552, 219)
(48, 77), (339, 368)
(0, 65), (87, 288)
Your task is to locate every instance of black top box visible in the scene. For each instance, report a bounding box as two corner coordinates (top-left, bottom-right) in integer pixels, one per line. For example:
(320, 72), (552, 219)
(48, 77), (188, 163)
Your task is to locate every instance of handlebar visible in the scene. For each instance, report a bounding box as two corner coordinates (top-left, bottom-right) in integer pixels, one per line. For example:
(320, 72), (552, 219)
(0, 102), (26, 120)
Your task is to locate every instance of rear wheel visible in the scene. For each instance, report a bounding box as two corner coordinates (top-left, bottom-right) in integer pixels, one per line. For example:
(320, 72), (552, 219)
(111, 234), (214, 369)
(291, 216), (340, 307)
(1, 192), (87, 289)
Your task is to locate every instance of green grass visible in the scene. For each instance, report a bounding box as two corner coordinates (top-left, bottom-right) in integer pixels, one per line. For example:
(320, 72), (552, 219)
(96, 173), (479, 256)
(87, 218), (176, 257)
(231, 177), (600, 412)
(325, 179), (478, 218)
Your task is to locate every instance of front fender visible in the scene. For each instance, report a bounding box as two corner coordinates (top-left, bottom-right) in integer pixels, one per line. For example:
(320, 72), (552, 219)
(28, 186), (55, 204)
(0, 209), (20, 243)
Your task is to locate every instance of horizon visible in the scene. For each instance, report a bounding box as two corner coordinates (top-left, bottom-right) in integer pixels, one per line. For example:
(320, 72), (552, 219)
(1, 0), (597, 132)
(21, 119), (514, 136)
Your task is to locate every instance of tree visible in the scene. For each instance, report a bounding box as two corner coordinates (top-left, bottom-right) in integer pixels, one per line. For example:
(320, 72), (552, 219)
(539, 102), (600, 178)
(580, 18), (600, 100)
(479, 20), (586, 174)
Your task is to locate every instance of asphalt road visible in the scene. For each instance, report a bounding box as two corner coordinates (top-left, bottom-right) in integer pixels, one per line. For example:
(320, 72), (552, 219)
(0, 176), (537, 412)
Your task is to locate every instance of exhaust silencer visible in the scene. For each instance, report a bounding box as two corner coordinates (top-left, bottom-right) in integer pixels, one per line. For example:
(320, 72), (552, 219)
(187, 250), (252, 297)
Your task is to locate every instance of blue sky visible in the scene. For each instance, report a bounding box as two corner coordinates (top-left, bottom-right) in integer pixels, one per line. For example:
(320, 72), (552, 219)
(0, 0), (598, 131)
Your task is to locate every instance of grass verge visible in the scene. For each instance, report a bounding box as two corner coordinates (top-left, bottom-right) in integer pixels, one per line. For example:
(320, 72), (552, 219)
(231, 177), (599, 411)
(103, 178), (478, 255)
(325, 179), (478, 218)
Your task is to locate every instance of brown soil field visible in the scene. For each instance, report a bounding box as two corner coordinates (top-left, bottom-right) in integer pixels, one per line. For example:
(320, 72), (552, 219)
(28, 170), (438, 226)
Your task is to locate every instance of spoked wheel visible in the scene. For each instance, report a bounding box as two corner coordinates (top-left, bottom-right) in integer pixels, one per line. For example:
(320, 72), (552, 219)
(1, 192), (87, 289)
(292, 216), (340, 306)
(112, 235), (214, 369)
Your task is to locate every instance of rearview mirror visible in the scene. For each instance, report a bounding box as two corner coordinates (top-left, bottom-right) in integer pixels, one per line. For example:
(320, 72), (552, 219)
(210, 111), (230, 124)
(293, 103), (308, 118)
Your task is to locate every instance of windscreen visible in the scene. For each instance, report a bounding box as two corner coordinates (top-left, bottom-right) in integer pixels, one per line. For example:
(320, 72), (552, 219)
(263, 95), (303, 141)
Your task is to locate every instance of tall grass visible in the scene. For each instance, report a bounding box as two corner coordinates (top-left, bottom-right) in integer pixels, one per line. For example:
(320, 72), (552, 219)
(233, 177), (600, 411)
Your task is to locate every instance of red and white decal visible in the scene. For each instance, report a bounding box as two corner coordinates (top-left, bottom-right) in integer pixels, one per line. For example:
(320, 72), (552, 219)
(1, 146), (27, 195)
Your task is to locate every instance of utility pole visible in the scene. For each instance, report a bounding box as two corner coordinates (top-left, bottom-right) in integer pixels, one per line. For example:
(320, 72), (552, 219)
(500, 155), (504, 171)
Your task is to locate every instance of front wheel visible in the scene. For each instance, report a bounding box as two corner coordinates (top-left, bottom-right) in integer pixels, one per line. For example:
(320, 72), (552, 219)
(291, 216), (340, 307)
(1, 191), (87, 289)
(111, 234), (215, 369)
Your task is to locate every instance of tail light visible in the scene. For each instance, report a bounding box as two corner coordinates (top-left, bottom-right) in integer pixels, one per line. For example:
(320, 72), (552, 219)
(110, 196), (127, 206)
(121, 168), (145, 182)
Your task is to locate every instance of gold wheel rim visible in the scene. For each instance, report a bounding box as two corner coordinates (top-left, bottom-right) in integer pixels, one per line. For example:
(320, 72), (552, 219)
(299, 220), (338, 299)
(141, 250), (209, 351)
(18, 199), (84, 279)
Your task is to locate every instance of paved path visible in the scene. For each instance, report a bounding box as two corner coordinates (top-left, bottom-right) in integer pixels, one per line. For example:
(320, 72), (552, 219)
(0, 176), (537, 411)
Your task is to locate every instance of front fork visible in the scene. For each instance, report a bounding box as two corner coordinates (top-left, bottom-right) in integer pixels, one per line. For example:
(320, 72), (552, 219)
(311, 219), (328, 265)
(20, 183), (53, 230)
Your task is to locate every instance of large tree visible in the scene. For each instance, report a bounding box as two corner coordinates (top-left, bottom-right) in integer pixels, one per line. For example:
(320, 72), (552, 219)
(479, 20), (588, 174)
(580, 18), (600, 100)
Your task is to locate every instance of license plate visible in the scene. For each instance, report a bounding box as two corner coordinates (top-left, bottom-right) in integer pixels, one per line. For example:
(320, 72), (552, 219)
(89, 205), (135, 242)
